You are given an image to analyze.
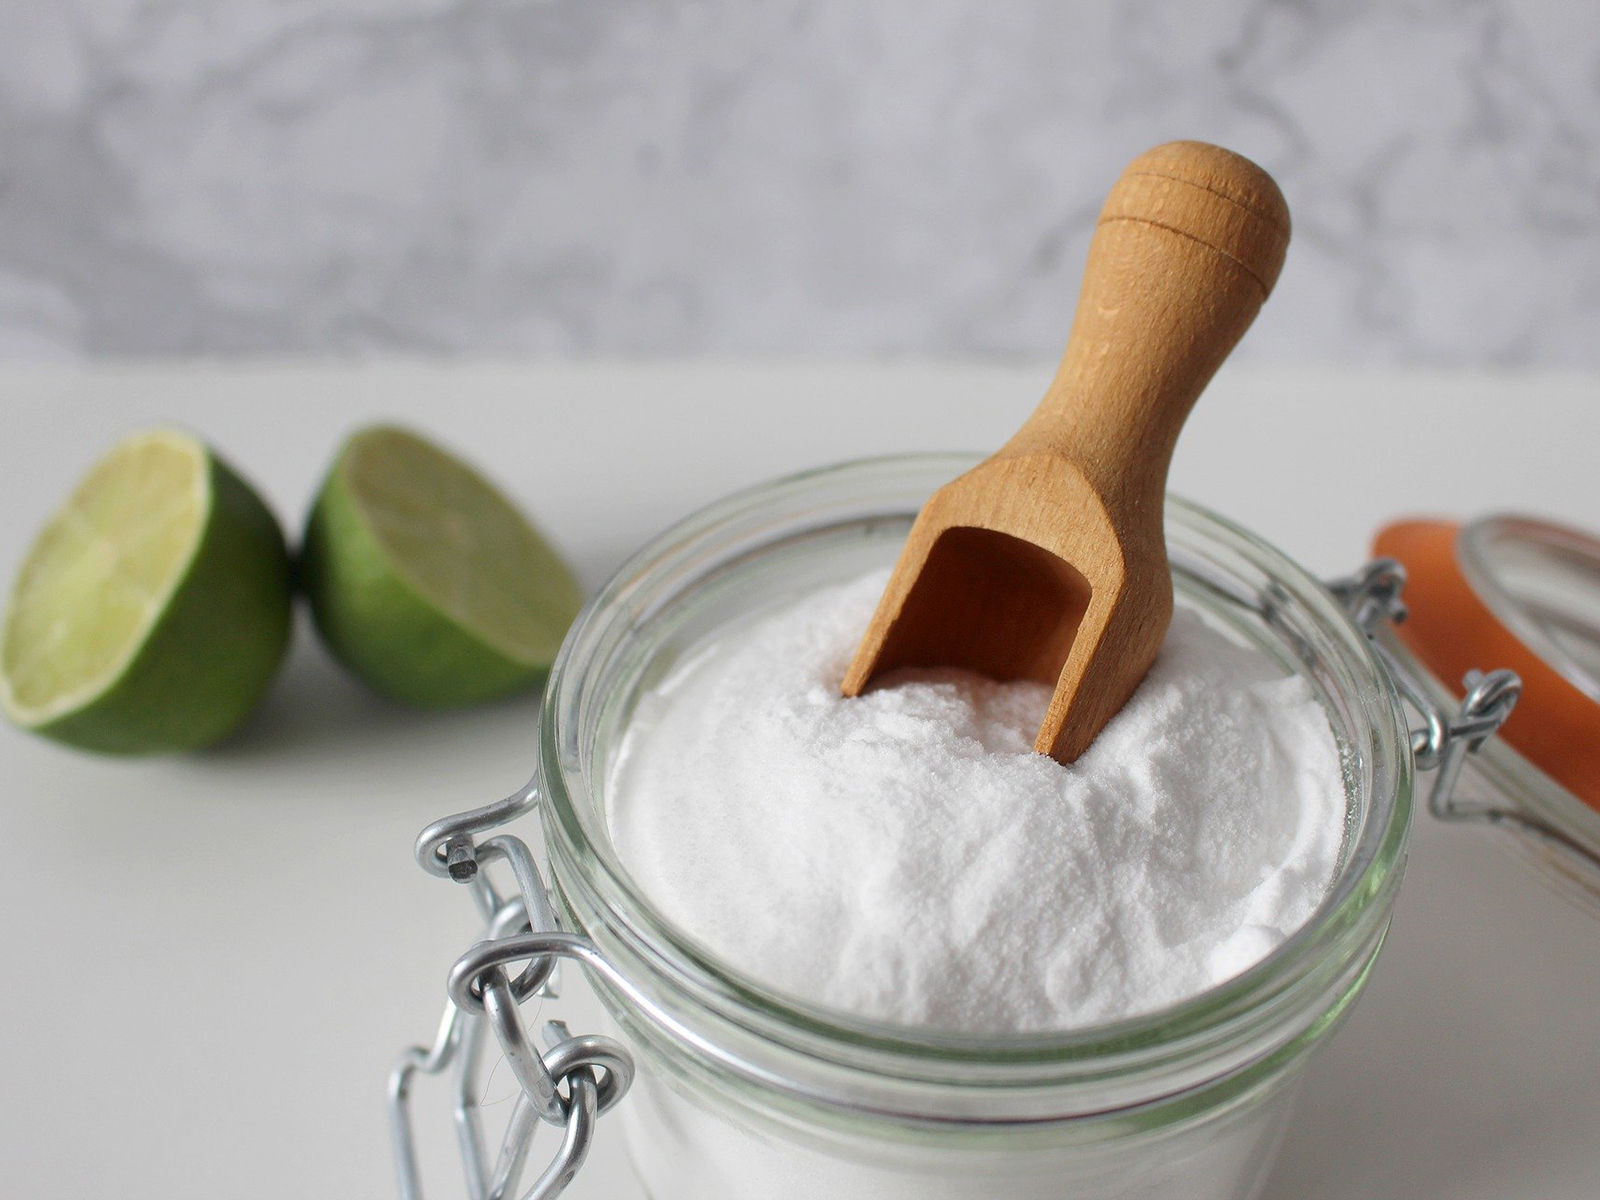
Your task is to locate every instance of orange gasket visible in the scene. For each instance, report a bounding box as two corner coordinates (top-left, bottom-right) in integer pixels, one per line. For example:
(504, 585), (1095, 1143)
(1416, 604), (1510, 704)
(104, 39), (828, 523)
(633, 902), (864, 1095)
(1373, 519), (1600, 812)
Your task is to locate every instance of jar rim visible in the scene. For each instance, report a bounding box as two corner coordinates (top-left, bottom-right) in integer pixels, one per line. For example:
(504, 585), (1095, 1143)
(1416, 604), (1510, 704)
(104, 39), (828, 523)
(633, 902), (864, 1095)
(537, 454), (1413, 1103)
(1460, 513), (1600, 705)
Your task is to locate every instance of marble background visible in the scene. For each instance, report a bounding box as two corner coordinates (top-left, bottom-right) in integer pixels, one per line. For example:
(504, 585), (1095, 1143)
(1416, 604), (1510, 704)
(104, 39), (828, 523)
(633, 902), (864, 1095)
(0, 0), (1596, 364)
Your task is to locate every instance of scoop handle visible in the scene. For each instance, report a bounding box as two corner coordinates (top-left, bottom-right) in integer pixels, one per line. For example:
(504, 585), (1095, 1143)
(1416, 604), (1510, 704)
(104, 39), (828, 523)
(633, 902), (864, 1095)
(1007, 141), (1290, 513)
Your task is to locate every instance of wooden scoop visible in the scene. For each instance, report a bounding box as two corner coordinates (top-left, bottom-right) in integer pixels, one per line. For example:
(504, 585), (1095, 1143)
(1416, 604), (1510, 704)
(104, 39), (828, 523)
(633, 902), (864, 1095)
(841, 141), (1290, 763)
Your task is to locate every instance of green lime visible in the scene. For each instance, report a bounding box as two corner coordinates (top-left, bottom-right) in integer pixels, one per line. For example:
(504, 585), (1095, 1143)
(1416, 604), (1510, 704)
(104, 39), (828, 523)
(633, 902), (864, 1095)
(0, 430), (293, 753)
(300, 425), (583, 708)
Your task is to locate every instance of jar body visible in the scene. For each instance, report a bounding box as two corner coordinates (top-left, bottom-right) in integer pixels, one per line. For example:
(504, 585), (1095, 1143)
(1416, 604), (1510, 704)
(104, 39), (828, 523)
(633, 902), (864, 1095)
(617, 1051), (1305, 1200)
(537, 455), (1413, 1200)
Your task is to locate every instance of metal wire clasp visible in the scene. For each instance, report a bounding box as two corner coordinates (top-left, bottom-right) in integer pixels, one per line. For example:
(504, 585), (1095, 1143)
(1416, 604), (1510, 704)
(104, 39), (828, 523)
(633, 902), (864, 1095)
(391, 780), (634, 1200)
(1330, 559), (1521, 818)
(1327, 556), (1600, 878)
(1334, 560), (1600, 887)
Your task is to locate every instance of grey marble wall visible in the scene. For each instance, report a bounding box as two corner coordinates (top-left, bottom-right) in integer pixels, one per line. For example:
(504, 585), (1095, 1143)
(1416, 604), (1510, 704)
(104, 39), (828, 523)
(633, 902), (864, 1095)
(1, 1), (1595, 364)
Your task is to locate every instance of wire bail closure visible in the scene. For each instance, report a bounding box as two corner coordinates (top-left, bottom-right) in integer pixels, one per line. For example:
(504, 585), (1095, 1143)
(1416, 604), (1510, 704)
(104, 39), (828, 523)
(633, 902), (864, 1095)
(1331, 561), (1600, 881)
(391, 782), (635, 1200)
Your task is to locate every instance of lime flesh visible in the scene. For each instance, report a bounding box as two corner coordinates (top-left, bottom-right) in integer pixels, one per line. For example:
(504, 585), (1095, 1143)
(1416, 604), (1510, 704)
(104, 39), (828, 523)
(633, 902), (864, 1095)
(301, 426), (584, 707)
(0, 431), (293, 753)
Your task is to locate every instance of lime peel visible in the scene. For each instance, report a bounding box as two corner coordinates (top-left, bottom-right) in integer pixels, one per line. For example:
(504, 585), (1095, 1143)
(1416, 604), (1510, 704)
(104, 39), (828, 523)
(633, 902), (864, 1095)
(301, 425), (583, 708)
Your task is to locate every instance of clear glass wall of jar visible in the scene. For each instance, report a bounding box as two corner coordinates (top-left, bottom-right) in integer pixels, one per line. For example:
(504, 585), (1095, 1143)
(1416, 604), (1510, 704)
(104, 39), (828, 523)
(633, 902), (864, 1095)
(535, 455), (1414, 1200)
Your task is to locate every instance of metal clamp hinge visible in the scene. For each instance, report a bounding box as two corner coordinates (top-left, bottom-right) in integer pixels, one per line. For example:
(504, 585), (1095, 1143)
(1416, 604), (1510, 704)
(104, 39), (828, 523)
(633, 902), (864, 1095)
(1330, 559), (1522, 820)
(1332, 559), (1600, 885)
(391, 781), (634, 1200)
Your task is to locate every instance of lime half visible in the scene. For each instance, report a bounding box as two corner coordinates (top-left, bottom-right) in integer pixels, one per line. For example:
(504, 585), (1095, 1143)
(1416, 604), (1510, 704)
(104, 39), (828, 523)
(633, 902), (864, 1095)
(300, 425), (584, 707)
(0, 430), (293, 753)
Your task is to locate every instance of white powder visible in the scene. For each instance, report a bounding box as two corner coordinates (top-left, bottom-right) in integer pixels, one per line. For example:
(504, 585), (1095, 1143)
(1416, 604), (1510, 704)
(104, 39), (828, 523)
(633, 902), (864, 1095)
(609, 570), (1345, 1033)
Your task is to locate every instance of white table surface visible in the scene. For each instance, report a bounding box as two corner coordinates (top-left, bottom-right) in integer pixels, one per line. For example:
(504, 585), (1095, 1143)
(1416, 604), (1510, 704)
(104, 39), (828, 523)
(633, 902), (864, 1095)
(3, 362), (1598, 1199)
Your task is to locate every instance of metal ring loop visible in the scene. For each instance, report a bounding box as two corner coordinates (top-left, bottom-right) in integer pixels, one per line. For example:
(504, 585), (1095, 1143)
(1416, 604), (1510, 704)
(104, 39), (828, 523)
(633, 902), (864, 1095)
(414, 780), (539, 880)
(456, 837), (559, 999)
(454, 940), (558, 1009)
(482, 970), (566, 1124)
(445, 843), (561, 1003)
(476, 836), (559, 933)
(448, 932), (598, 1015)
(1329, 558), (1409, 631)
(1458, 669), (1522, 745)
(542, 1034), (634, 1118)
(477, 981), (632, 1126)
(524, 1071), (597, 1200)
(472, 836), (561, 998)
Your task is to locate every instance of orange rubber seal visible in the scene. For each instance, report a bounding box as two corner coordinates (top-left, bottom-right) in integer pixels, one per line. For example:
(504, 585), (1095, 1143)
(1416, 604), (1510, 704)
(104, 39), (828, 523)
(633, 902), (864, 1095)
(1373, 519), (1600, 812)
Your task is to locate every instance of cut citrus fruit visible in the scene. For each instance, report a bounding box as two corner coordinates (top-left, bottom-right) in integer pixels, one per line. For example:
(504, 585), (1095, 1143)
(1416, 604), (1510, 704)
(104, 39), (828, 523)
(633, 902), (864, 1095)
(0, 430), (293, 753)
(300, 425), (584, 707)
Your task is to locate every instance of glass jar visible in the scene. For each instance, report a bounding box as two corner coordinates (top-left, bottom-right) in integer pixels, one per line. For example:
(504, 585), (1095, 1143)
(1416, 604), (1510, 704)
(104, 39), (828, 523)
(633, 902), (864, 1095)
(532, 454), (1416, 1200)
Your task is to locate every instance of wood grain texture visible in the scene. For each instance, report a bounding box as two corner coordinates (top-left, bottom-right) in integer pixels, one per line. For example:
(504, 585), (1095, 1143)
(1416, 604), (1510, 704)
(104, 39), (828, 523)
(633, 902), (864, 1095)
(841, 140), (1290, 762)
